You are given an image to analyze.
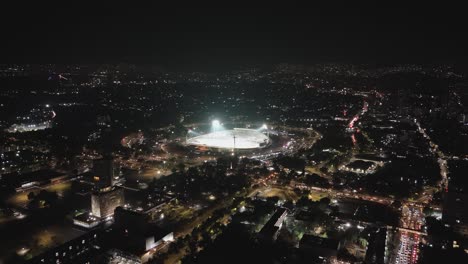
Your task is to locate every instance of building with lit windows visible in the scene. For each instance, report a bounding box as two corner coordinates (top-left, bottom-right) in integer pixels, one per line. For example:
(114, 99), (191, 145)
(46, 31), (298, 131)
(27, 230), (102, 264)
(91, 187), (125, 218)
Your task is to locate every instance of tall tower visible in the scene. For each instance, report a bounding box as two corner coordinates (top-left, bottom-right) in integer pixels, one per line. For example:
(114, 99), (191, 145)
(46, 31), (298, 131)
(90, 155), (124, 219)
(92, 156), (115, 191)
(91, 187), (125, 218)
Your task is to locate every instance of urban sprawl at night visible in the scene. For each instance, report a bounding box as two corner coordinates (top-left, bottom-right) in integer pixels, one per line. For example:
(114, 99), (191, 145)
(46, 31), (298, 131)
(1, 4), (468, 264)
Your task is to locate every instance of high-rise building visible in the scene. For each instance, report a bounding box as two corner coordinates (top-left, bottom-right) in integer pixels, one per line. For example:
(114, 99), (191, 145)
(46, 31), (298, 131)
(27, 229), (102, 264)
(110, 207), (174, 263)
(258, 208), (288, 242)
(91, 187), (125, 218)
(92, 157), (115, 190)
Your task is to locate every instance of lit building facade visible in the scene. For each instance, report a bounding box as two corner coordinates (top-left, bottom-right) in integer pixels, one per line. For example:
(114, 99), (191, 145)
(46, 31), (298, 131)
(91, 187), (125, 218)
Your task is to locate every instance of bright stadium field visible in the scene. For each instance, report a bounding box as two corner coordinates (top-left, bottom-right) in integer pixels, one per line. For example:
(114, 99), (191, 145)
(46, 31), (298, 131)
(186, 128), (270, 149)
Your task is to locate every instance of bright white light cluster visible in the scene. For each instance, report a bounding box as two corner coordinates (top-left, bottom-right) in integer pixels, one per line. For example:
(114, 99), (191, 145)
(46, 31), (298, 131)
(187, 128), (270, 149)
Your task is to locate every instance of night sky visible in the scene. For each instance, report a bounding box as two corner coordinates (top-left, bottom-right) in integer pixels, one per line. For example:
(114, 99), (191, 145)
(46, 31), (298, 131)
(1, 3), (466, 69)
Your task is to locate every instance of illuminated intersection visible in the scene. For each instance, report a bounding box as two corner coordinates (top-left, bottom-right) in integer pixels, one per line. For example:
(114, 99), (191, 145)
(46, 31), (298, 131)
(186, 128), (270, 150)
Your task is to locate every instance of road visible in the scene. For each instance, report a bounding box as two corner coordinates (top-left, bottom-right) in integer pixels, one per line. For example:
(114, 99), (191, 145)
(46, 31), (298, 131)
(268, 180), (429, 264)
(162, 188), (250, 264)
(393, 231), (421, 264)
(413, 118), (448, 193)
(381, 117), (451, 264)
(390, 204), (424, 264)
(393, 208), (423, 264)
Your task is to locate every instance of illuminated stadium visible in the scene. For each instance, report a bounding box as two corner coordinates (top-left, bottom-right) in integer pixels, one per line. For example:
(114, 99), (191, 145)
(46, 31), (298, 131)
(186, 123), (270, 150)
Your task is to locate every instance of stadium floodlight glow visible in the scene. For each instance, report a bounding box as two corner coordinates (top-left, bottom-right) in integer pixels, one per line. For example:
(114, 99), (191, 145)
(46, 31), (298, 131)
(211, 119), (223, 132)
(187, 128), (270, 149)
